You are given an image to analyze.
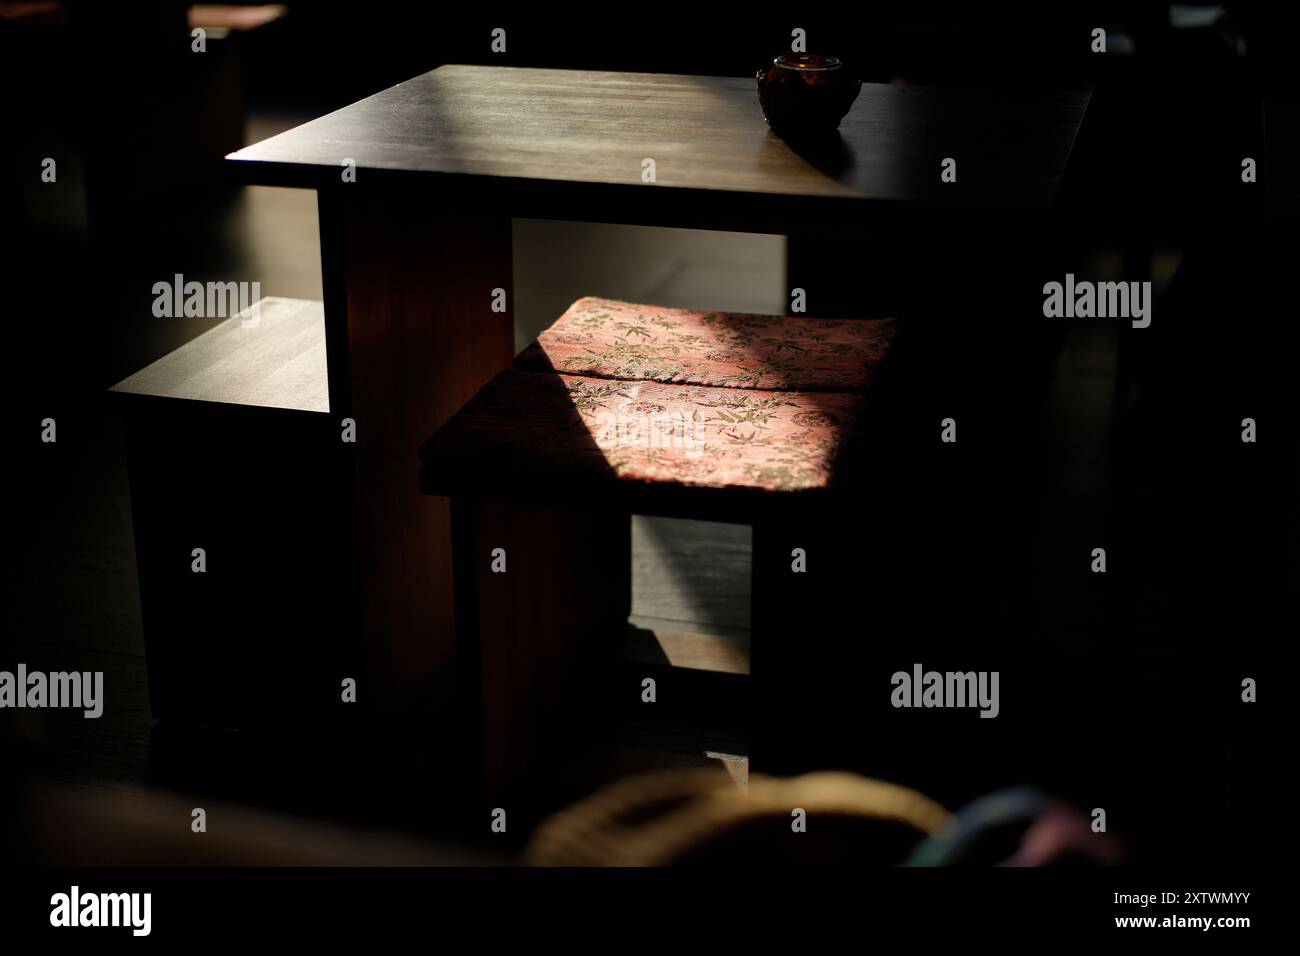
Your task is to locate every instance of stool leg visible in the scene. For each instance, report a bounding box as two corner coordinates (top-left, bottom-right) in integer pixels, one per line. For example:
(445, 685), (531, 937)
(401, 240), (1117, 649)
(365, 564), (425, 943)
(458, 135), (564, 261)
(751, 504), (867, 778)
(450, 497), (486, 817)
(454, 499), (631, 828)
(751, 516), (828, 777)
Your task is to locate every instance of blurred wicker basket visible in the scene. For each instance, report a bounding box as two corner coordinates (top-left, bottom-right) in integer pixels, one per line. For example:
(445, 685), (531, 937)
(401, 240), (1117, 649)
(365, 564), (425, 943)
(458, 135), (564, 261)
(528, 769), (951, 866)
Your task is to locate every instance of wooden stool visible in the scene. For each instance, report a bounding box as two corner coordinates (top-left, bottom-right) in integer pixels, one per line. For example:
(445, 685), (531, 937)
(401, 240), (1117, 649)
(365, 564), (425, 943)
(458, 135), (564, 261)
(111, 297), (359, 725)
(420, 298), (897, 815)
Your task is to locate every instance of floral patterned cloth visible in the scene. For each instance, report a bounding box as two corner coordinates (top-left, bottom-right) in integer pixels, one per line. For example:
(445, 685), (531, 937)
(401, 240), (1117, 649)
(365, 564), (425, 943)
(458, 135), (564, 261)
(515, 297), (896, 392)
(427, 370), (866, 493)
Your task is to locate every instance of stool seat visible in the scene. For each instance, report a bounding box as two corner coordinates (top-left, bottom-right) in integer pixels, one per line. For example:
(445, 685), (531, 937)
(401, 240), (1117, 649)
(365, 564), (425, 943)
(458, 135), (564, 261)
(420, 369), (867, 515)
(515, 296), (896, 392)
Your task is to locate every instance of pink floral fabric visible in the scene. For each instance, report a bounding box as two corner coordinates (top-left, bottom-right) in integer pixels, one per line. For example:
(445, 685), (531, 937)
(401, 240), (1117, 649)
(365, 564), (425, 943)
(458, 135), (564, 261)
(515, 297), (896, 392)
(428, 370), (865, 493)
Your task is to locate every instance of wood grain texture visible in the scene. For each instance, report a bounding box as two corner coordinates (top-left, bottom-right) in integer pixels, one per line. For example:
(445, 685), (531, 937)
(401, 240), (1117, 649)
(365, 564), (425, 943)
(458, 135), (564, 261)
(228, 66), (1089, 231)
(630, 515), (751, 634)
(110, 296), (327, 413)
(623, 626), (749, 676)
(455, 500), (631, 815)
(324, 189), (514, 730)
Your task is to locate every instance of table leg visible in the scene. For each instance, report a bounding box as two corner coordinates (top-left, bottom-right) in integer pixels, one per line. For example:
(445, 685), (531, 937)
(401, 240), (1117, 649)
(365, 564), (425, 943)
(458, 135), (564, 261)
(318, 187), (514, 744)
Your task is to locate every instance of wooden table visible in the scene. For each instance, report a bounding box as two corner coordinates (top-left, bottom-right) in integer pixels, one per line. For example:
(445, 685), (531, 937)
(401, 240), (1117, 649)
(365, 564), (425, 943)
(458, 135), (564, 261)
(226, 65), (1089, 758)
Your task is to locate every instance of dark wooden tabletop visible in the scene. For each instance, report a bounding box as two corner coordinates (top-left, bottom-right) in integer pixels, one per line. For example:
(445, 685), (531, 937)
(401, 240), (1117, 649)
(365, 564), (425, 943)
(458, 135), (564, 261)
(228, 65), (1089, 232)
